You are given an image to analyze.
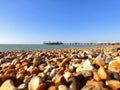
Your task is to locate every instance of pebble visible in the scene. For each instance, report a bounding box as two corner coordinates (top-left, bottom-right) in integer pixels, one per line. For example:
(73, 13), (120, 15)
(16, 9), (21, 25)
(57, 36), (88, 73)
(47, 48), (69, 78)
(54, 75), (67, 85)
(113, 51), (119, 56)
(50, 68), (57, 78)
(115, 56), (120, 60)
(105, 55), (112, 64)
(95, 59), (105, 67)
(28, 76), (42, 90)
(68, 65), (75, 72)
(37, 83), (46, 90)
(82, 80), (109, 90)
(106, 80), (120, 90)
(48, 86), (57, 90)
(0, 79), (17, 90)
(110, 72), (120, 80)
(69, 77), (81, 90)
(95, 53), (103, 61)
(33, 57), (41, 67)
(59, 58), (70, 67)
(11, 58), (19, 65)
(18, 83), (27, 90)
(58, 85), (69, 90)
(0, 54), (3, 59)
(93, 71), (100, 81)
(1, 62), (11, 68)
(63, 72), (73, 82)
(81, 70), (93, 77)
(23, 75), (33, 85)
(82, 59), (94, 70)
(98, 66), (108, 80)
(108, 60), (120, 72)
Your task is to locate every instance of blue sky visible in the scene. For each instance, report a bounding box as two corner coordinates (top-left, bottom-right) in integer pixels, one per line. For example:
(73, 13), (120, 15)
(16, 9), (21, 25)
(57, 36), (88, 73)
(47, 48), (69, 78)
(0, 0), (120, 44)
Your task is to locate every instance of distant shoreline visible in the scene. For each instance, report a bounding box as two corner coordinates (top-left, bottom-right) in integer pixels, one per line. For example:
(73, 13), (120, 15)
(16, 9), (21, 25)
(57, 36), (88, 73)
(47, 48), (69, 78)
(0, 44), (120, 52)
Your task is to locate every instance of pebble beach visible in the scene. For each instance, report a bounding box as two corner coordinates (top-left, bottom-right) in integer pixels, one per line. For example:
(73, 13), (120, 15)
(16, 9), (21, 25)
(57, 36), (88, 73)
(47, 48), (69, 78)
(0, 45), (120, 90)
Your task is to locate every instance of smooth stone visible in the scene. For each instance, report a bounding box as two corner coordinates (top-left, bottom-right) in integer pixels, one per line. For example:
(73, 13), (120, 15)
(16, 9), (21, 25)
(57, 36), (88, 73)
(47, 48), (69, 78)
(4, 69), (17, 76)
(82, 80), (109, 90)
(36, 83), (46, 90)
(88, 55), (92, 59)
(95, 59), (105, 67)
(1, 62), (11, 68)
(95, 53), (103, 61)
(69, 77), (81, 90)
(0, 54), (3, 59)
(98, 66), (108, 80)
(81, 84), (95, 90)
(52, 75), (60, 82)
(26, 54), (33, 59)
(37, 73), (46, 81)
(106, 80), (120, 90)
(59, 58), (70, 67)
(0, 58), (3, 64)
(4, 58), (12, 62)
(28, 76), (42, 90)
(16, 70), (27, 81)
(58, 85), (69, 90)
(72, 58), (82, 63)
(63, 72), (73, 82)
(81, 70), (93, 77)
(18, 83), (27, 90)
(71, 55), (81, 59)
(0, 74), (16, 85)
(15, 63), (21, 69)
(113, 51), (119, 56)
(50, 68), (57, 78)
(17, 52), (25, 57)
(27, 66), (39, 74)
(93, 71), (100, 81)
(46, 80), (55, 89)
(76, 66), (83, 73)
(39, 65), (45, 71)
(0, 79), (17, 90)
(82, 59), (94, 70)
(88, 50), (97, 57)
(105, 56), (112, 64)
(71, 63), (81, 68)
(33, 57), (41, 67)
(73, 72), (83, 81)
(44, 65), (52, 74)
(52, 58), (58, 62)
(23, 75), (33, 85)
(68, 66), (75, 72)
(108, 60), (120, 72)
(110, 72), (120, 80)
(30, 67), (39, 74)
(11, 58), (19, 65)
(48, 86), (57, 90)
(43, 68), (50, 74)
(115, 56), (120, 61)
(64, 67), (71, 73)
(54, 75), (67, 85)
(52, 75), (67, 86)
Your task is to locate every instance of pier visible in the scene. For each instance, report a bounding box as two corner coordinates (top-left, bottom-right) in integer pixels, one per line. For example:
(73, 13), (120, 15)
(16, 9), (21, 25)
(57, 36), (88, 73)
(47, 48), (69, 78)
(43, 41), (120, 46)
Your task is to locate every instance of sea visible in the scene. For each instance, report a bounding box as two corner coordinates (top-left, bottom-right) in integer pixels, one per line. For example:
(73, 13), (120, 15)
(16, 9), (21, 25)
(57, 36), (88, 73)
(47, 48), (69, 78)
(0, 44), (99, 51)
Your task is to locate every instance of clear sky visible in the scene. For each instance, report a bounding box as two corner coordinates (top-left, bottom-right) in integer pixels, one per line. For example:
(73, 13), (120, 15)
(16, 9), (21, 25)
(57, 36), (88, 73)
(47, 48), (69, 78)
(0, 0), (120, 44)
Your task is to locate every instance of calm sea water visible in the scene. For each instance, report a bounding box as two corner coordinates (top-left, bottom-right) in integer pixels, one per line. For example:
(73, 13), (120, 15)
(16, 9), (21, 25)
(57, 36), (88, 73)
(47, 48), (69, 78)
(0, 44), (98, 51)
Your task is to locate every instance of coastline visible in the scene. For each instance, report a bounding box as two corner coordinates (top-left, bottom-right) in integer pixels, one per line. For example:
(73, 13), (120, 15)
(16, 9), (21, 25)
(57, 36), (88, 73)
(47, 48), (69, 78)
(0, 44), (120, 52)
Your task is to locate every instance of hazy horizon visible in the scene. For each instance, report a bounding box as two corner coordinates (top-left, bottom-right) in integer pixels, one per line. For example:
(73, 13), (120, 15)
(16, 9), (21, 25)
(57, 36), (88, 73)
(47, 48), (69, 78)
(0, 0), (120, 44)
